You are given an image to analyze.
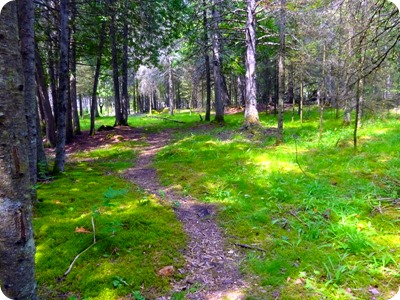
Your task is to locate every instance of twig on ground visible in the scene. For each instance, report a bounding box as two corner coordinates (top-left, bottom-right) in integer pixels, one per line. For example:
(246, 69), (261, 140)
(289, 211), (308, 227)
(234, 243), (266, 252)
(64, 217), (97, 276)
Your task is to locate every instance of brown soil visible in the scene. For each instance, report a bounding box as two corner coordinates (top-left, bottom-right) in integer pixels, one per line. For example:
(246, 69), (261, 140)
(64, 126), (249, 299)
(123, 128), (248, 299)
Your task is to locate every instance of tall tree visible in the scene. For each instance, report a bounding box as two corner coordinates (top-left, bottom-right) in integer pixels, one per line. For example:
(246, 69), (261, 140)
(109, 4), (124, 126)
(203, 0), (212, 121)
(70, 0), (81, 135)
(277, 0), (286, 144)
(244, 0), (260, 126)
(212, 0), (224, 123)
(168, 56), (175, 115)
(17, 0), (39, 189)
(53, 0), (69, 173)
(0, 2), (37, 298)
(90, 22), (107, 136)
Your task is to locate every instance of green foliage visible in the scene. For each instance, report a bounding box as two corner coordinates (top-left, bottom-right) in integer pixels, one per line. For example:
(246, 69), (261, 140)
(154, 109), (400, 299)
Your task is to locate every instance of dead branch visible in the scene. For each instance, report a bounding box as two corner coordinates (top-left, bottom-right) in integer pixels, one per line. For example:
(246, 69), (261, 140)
(234, 243), (266, 252)
(63, 216), (96, 276)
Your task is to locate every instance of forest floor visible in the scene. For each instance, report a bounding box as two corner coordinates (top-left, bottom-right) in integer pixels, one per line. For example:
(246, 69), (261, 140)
(123, 127), (249, 299)
(57, 125), (251, 299)
(37, 110), (400, 300)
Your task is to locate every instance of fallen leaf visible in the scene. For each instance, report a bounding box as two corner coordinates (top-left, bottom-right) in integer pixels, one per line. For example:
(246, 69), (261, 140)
(75, 227), (91, 234)
(294, 278), (305, 285)
(158, 266), (175, 277)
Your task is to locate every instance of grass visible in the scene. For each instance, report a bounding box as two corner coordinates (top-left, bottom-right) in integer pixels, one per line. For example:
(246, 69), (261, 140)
(79, 109), (201, 133)
(154, 108), (400, 299)
(34, 139), (186, 299)
(36, 108), (400, 299)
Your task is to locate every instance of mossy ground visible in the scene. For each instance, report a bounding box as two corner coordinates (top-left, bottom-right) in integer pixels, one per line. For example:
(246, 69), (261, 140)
(36, 109), (400, 299)
(34, 138), (186, 299)
(154, 108), (400, 299)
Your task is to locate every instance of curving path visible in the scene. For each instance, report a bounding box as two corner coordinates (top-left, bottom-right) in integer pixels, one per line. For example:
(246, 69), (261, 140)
(124, 129), (248, 299)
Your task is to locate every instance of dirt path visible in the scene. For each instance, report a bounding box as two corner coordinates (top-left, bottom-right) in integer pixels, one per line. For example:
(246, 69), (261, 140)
(124, 129), (249, 299)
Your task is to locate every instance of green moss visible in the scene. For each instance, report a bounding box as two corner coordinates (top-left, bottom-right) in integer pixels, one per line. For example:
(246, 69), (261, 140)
(154, 108), (400, 299)
(35, 141), (186, 299)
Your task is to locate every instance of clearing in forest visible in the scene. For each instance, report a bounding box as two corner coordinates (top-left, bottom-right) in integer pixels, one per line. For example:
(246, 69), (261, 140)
(35, 110), (400, 300)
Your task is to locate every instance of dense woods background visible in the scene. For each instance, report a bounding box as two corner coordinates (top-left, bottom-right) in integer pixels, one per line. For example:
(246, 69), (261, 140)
(31, 0), (399, 160)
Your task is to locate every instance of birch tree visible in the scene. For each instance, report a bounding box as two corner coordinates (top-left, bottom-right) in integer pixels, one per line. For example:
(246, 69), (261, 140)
(244, 0), (260, 126)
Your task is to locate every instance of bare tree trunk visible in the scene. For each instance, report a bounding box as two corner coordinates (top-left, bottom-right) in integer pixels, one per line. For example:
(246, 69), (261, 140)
(70, 0), (81, 135)
(66, 66), (73, 142)
(121, 18), (129, 125)
(299, 76), (304, 124)
(277, 0), (286, 144)
(354, 48), (365, 150)
(90, 22), (106, 136)
(17, 0), (38, 190)
(0, 3), (37, 298)
(35, 44), (57, 147)
(110, 8), (122, 126)
(244, 0), (260, 126)
(53, 0), (69, 173)
(169, 56), (174, 115)
(203, 1), (211, 121)
(319, 43), (326, 140)
(212, 0), (224, 123)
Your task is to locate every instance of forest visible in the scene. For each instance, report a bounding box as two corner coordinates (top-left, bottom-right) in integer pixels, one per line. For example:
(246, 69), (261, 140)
(0, 0), (399, 299)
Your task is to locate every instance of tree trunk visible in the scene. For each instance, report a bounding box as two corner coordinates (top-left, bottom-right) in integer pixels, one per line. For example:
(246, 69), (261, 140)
(244, 0), (260, 126)
(277, 0), (286, 144)
(66, 65), (73, 142)
(53, 0), (69, 173)
(212, 0), (224, 123)
(121, 18), (129, 125)
(299, 76), (304, 124)
(17, 0), (38, 190)
(90, 22), (106, 136)
(110, 10), (122, 126)
(0, 3), (37, 298)
(169, 57), (174, 115)
(79, 94), (83, 117)
(35, 44), (57, 147)
(319, 43), (326, 140)
(203, 1), (211, 121)
(70, 0), (81, 135)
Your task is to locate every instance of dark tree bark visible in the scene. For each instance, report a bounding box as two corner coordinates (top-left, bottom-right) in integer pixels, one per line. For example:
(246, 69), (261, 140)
(46, 5), (58, 126)
(0, 3), (38, 299)
(277, 0), (286, 144)
(90, 22), (106, 136)
(35, 44), (57, 147)
(244, 0), (260, 126)
(17, 0), (39, 189)
(203, 0), (211, 121)
(70, 0), (81, 135)
(110, 9), (123, 126)
(66, 65), (73, 142)
(121, 18), (129, 125)
(212, 0), (224, 123)
(53, 0), (69, 173)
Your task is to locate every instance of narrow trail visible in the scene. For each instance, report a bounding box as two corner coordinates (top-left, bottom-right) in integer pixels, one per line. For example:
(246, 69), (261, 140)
(124, 129), (249, 300)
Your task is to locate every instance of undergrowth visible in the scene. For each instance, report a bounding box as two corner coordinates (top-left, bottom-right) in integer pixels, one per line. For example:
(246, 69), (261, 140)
(34, 140), (186, 299)
(154, 108), (400, 299)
